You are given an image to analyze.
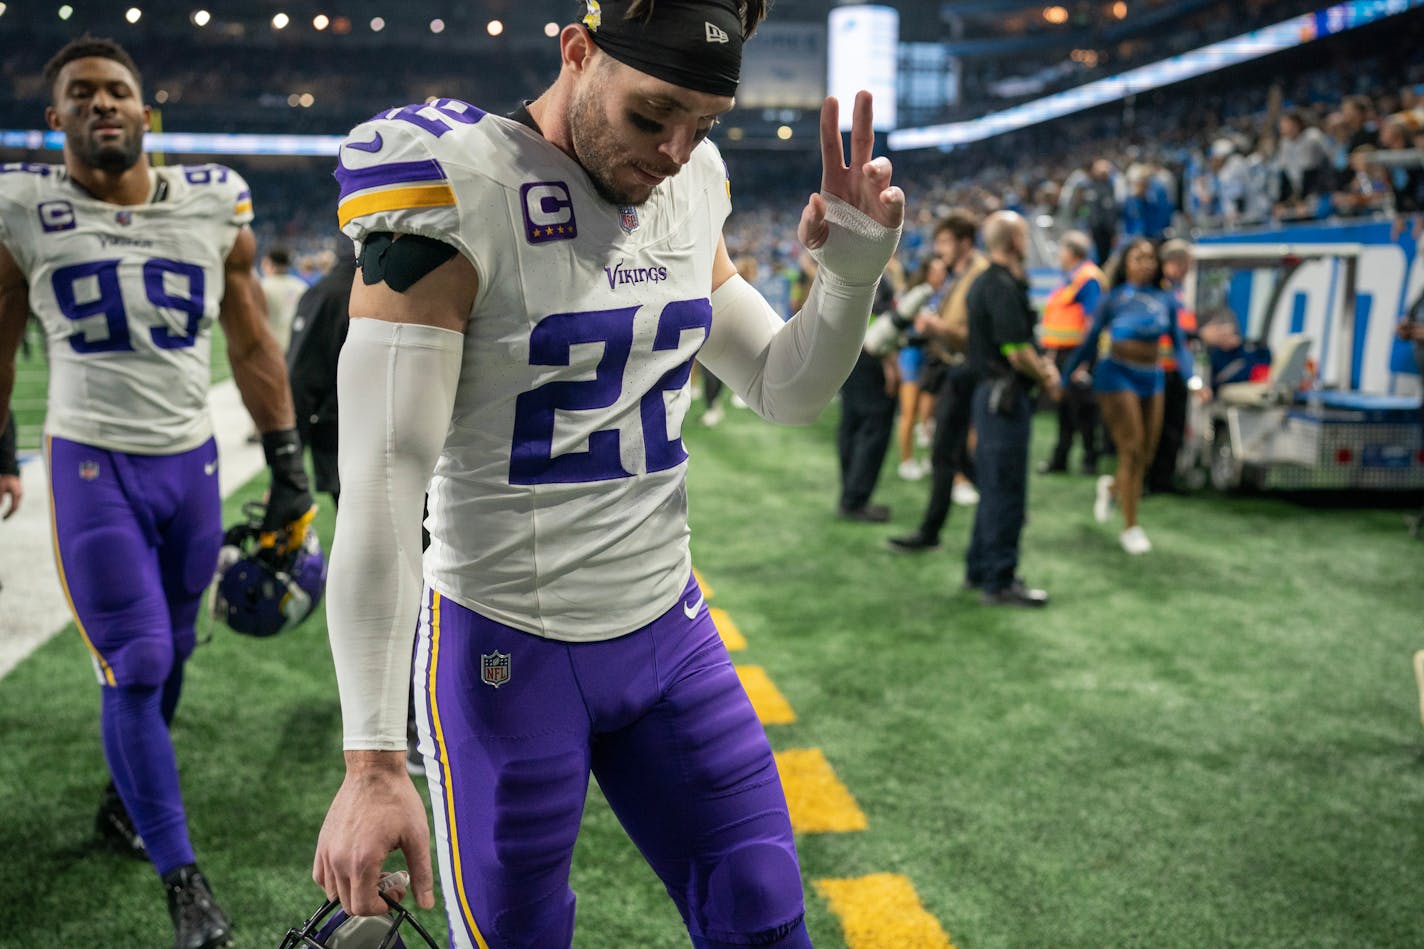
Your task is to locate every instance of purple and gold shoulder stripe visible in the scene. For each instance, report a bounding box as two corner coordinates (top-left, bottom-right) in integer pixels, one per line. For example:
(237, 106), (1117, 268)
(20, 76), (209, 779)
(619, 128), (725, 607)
(334, 143), (455, 230)
(334, 100), (486, 230)
(336, 150), (455, 229)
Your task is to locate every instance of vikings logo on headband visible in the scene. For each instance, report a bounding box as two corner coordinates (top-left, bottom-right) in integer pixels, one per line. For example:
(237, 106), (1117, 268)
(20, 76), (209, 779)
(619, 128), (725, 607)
(581, 0), (744, 97)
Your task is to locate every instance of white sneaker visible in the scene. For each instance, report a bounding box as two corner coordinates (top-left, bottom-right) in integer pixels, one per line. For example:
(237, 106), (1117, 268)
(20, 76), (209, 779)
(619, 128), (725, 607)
(1094, 475), (1115, 524)
(915, 421), (933, 448)
(701, 405), (725, 427)
(1120, 525), (1152, 555)
(951, 481), (980, 506)
(730, 393), (748, 409)
(898, 459), (925, 481)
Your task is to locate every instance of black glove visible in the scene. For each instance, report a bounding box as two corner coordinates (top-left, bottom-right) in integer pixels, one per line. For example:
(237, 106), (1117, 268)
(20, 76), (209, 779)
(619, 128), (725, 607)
(260, 429), (315, 548)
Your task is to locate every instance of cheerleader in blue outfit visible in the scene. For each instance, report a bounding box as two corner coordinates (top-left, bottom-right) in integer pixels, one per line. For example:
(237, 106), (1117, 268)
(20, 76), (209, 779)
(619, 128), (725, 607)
(1064, 239), (1201, 554)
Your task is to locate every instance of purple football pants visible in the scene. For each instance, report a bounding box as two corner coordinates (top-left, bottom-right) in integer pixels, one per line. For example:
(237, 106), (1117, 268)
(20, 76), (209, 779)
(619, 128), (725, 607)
(47, 435), (222, 877)
(412, 575), (811, 949)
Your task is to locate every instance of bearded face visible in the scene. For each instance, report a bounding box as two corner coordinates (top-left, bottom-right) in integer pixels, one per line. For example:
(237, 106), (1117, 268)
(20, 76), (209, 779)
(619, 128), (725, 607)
(49, 56), (148, 176)
(566, 54), (730, 207)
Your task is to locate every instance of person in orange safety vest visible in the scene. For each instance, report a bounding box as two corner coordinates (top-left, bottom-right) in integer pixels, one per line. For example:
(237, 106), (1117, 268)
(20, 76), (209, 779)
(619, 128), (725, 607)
(1039, 230), (1104, 474)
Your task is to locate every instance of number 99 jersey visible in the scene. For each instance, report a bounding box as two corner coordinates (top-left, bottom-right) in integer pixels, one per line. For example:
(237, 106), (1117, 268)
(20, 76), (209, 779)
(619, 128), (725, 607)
(337, 100), (731, 642)
(0, 162), (252, 454)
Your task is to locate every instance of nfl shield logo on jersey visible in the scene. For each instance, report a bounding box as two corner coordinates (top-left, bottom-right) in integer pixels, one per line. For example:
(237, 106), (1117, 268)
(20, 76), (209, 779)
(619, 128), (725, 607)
(617, 205), (639, 234)
(78, 460), (100, 481)
(480, 651), (511, 688)
(114, 210), (133, 226)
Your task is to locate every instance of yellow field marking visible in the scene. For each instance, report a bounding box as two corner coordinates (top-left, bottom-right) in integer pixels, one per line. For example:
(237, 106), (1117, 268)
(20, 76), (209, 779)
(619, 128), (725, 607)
(774, 748), (867, 833)
(815, 874), (955, 949)
(710, 607), (746, 651)
(735, 665), (796, 725)
(693, 567), (714, 598)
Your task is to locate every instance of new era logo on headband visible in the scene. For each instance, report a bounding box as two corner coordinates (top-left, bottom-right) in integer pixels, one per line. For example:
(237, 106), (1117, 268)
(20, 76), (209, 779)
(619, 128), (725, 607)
(704, 21), (729, 43)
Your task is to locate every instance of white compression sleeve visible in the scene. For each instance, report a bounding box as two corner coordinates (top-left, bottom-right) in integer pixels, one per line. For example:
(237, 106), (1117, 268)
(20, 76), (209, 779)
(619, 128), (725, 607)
(700, 273), (874, 425)
(326, 318), (463, 750)
(699, 194), (901, 424)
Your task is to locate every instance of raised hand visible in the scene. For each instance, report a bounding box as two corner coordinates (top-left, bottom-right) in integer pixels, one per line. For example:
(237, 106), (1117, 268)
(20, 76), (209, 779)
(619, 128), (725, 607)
(798, 91), (905, 254)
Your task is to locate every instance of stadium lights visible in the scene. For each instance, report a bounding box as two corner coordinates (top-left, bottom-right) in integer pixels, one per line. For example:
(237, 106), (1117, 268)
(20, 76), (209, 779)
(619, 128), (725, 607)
(370, 16), (384, 31)
(776, 125), (793, 140)
(890, 0), (1424, 152)
(1043, 5), (1068, 24)
(544, 21), (559, 37)
(125, 7), (142, 23)
(430, 18), (445, 33)
(487, 19), (504, 36)
(191, 9), (210, 26)
(298, 93), (315, 108)
(332, 15), (350, 33)
(0, 3), (7, 16)
(155, 89), (168, 102)
(1112, 1), (1128, 18)
(313, 13), (329, 30)
(272, 12), (289, 29)
(58, 4), (73, 20)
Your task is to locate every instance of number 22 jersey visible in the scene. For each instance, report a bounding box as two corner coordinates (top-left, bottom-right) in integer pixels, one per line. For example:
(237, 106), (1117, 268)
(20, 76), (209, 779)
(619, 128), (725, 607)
(0, 162), (252, 454)
(337, 100), (731, 642)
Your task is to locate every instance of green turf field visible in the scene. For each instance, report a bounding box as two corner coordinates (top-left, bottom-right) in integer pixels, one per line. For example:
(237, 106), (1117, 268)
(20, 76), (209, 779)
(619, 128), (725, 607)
(1, 402), (1421, 948)
(9, 319), (231, 453)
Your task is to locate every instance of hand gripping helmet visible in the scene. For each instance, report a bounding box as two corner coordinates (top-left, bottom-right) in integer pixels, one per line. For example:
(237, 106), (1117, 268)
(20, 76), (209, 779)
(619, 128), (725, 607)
(212, 502), (326, 637)
(280, 892), (441, 949)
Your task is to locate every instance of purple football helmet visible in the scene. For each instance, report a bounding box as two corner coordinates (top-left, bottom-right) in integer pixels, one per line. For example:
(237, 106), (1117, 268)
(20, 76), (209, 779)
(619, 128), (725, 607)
(280, 892), (440, 949)
(212, 506), (326, 638)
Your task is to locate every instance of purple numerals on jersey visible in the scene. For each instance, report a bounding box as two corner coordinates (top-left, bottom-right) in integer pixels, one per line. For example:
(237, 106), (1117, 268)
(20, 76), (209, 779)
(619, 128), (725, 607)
(52, 257), (206, 353)
(509, 299), (713, 485)
(382, 99), (486, 138)
(53, 260), (129, 353)
(142, 259), (206, 349)
(182, 165), (229, 185)
(642, 298), (713, 474)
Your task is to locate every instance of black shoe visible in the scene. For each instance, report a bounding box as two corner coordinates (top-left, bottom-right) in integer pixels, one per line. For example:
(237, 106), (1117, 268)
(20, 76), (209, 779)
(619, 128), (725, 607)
(164, 864), (232, 949)
(1036, 461), (1068, 474)
(839, 503), (890, 523)
(980, 579), (1049, 608)
(96, 782), (148, 861)
(886, 532), (940, 553)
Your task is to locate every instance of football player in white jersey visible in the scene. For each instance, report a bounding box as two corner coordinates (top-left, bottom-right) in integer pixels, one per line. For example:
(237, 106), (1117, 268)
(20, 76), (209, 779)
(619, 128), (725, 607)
(312, 1), (903, 945)
(0, 36), (315, 949)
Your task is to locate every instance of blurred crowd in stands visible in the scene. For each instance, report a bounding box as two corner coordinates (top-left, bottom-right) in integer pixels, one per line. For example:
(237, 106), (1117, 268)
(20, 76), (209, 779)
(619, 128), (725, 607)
(7, 5), (1419, 354)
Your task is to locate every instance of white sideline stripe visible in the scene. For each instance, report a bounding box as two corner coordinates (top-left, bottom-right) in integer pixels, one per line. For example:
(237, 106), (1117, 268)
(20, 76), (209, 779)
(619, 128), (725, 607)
(0, 380), (264, 680)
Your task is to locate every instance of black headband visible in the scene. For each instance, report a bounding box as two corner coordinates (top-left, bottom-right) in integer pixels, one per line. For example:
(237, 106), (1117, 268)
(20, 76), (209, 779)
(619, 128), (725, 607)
(582, 0), (744, 98)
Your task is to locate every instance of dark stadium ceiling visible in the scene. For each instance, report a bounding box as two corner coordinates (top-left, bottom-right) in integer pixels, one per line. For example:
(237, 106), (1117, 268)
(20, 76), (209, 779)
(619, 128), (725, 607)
(1, 0), (1290, 47)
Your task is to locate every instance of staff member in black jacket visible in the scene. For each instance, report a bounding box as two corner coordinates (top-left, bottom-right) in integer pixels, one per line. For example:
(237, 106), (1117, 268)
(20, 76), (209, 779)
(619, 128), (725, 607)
(836, 275), (899, 522)
(965, 212), (1061, 606)
(286, 243), (356, 507)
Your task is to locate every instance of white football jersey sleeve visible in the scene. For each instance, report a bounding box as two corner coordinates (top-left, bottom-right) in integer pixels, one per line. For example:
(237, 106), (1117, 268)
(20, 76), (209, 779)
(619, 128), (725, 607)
(0, 162), (252, 454)
(337, 101), (732, 641)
